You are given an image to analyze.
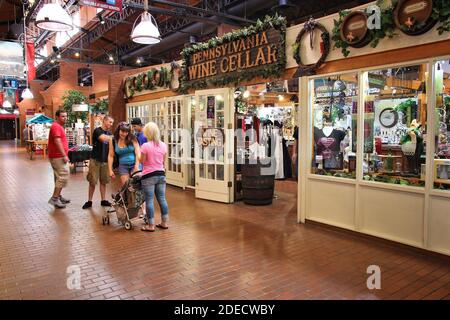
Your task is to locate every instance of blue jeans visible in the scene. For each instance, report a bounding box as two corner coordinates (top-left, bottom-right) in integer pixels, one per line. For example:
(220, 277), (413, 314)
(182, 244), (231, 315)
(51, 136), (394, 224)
(141, 175), (169, 225)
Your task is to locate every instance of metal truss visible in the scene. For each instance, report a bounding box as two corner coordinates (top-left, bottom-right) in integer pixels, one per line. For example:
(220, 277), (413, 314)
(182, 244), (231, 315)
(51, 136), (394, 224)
(36, 0), (249, 78)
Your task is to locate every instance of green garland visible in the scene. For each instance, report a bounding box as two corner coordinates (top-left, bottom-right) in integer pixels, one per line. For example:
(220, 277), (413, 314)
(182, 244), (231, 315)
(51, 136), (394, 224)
(432, 0), (450, 34)
(178, 14), (286, 93)
(332, 1), (396, 57)
(91, 99), (109, 114)
(124, 66), (172, 99)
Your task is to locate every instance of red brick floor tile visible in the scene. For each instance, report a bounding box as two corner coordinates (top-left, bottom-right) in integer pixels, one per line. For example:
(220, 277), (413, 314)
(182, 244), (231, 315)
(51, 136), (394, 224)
(0, 141), (448, 300)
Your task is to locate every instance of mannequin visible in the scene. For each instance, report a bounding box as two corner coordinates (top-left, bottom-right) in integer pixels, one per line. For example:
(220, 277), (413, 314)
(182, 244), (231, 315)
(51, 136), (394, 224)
(322, 123), (334, 137)
(314, 119), (346, 170)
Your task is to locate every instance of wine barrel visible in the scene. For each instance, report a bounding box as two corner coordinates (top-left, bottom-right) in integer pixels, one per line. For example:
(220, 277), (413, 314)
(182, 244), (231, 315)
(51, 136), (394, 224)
(340, 11), (372, 48)
(242, 162), (275, 205)
(394, 0), (436, 36)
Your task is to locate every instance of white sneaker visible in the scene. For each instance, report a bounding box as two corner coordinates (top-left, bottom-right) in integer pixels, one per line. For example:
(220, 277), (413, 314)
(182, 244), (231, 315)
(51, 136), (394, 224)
(48, 197), (66, 209)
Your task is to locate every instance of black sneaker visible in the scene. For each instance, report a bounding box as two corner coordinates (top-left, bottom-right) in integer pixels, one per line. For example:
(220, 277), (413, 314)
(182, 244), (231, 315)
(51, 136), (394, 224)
(101, 200), (112, 207)
(82, 201), (92, 209)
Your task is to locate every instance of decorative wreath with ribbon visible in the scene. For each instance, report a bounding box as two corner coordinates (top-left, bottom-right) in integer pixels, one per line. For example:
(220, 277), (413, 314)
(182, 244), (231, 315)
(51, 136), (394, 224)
(293, 18), (330, 76)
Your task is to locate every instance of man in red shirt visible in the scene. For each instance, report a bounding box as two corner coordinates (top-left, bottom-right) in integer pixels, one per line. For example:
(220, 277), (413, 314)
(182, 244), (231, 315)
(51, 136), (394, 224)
(48, 110), (70, 209)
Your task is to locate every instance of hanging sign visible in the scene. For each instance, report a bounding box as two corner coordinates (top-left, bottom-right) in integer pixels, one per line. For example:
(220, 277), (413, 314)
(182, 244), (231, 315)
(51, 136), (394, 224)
(80, 0), (123, 12)
(180, 15), (286, 92)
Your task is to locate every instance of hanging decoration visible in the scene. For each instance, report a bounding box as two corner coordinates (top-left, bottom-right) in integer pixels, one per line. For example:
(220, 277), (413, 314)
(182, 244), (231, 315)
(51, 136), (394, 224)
(292, 18), (330, 76)
(123, 66), (172, 99)
(332, 1), (397, 57)
(394, 0), (437, 35)
(179, 15), (286, 93)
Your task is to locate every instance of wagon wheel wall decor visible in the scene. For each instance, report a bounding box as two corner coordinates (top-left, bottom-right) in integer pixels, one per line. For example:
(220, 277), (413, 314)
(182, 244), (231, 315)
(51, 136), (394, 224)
(394, 0), (437, 36)
(293, 19), (330, 77)
(340, 11), (372, 48)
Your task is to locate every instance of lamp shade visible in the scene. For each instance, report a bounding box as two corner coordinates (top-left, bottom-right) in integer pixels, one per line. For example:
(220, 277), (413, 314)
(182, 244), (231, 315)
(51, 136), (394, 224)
(21, 88), (34, 99)
(131, 11), (161, 44)
(2, 100), (12, 109)
(35, 1), (73, 32)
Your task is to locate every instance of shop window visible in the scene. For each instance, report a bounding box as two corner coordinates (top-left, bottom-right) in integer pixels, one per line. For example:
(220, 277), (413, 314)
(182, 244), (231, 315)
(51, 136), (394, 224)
(78, 68), (93, 87)
(434, 60), (450, 190)
(363, 64), (427, 187)
(310, 73), (358, 179)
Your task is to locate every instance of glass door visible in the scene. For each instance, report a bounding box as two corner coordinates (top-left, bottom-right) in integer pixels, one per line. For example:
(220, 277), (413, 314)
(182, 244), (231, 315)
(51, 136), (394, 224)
(185, 96), (196, 188)
(194, 88), (234, 203)
(165, 97), (184, 187)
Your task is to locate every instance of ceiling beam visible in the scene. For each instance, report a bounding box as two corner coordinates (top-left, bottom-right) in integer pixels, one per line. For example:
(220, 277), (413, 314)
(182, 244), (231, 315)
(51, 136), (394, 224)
(149, 0), (255, 25)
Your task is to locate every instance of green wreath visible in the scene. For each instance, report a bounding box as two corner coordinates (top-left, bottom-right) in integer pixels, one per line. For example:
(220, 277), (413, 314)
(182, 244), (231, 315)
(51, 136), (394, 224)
(293, 19), (330, 76)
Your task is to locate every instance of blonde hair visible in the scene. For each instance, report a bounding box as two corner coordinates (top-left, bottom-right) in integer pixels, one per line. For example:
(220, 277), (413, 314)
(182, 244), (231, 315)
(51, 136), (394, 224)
(143, 121), (161, 144)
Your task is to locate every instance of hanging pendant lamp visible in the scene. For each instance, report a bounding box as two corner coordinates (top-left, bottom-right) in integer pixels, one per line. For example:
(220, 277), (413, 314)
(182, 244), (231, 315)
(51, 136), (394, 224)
(131, 0), (161, 44)
(35, 0), (73, 32)
(21, 88), (34, 99)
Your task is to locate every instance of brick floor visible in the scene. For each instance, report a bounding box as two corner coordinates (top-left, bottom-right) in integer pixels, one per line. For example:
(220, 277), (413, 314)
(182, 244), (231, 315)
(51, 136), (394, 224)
(0, 141), (448, 300)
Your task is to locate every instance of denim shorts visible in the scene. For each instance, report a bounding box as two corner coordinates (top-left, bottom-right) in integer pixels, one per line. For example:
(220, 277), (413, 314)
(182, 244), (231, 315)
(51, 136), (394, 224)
(118, 163), (135, 176)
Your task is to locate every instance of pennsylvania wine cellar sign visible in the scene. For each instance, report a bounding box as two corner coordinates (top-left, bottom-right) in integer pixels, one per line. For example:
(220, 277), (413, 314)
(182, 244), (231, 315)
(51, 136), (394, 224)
(179, 15), (286, 92)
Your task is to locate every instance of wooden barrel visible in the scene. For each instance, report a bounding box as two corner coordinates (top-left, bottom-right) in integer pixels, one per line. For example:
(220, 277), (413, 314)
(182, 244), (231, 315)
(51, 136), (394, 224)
(394, 0), (436, 36)
(340, 11), (372, 48)
(242, 162), (275, 205)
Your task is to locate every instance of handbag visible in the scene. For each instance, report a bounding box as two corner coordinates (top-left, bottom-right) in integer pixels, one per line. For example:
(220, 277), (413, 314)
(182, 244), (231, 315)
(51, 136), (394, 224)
(112, 139), (119, 169)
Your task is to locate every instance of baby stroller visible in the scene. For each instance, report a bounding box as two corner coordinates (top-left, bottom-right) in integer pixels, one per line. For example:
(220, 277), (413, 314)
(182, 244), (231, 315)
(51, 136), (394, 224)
(102, 171), (145, 230)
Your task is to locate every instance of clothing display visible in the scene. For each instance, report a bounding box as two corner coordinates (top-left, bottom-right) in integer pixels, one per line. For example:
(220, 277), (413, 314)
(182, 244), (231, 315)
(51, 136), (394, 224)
(314, 126), (346, 170)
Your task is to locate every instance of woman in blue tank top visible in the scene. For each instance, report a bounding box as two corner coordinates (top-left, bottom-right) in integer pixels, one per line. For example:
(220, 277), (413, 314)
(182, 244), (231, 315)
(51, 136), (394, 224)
(108, 122), (140, 187)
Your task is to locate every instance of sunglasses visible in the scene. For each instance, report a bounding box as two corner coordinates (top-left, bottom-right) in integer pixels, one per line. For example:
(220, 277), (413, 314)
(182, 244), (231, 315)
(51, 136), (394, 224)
(118, 122), (130, 129)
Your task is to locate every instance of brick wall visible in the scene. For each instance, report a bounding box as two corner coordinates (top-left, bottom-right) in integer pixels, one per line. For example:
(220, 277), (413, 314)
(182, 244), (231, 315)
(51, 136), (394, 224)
(40, 61), (121, 115)
(17, 61), (120, 143)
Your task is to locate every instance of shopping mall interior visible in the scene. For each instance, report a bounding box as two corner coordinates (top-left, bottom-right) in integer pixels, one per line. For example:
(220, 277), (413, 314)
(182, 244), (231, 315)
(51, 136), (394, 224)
(0, 0), (449, 302)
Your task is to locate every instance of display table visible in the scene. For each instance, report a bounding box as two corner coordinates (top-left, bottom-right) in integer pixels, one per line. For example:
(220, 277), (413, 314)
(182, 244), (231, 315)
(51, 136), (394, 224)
(26, 140), (48, 160)
(68, 150), (91, 173)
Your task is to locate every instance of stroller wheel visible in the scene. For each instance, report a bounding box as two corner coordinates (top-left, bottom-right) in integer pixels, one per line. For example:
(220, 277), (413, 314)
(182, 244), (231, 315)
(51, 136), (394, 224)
(102, 216), (107, 225)
(124, 221), (132, 230)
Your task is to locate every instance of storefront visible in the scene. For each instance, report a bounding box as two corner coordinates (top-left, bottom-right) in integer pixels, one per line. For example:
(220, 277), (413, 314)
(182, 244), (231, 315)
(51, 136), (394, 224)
(293, 2), (450, 256)
(122, 15), (298, 205)
(110, 1), (450, 255)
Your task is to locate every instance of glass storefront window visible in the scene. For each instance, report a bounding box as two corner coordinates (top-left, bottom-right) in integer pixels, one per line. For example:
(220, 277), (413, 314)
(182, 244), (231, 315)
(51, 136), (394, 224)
(310, 73), (358, 179)
(434, 60), (450, 190)
(363, 64), (427, 187)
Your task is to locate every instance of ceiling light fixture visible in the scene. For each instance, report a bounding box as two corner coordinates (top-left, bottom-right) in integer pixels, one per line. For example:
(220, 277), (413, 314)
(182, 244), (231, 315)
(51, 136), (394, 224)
(2, 101), (12, 109)
(131, 0), (161, 44)
(35, 0), (73, 32)
(75, 52), (80, 58)
(57, 53), (61, 59)
(136, 57), (142, 64)
(21, 88), (34, 99)
(21, 2), (34, 100)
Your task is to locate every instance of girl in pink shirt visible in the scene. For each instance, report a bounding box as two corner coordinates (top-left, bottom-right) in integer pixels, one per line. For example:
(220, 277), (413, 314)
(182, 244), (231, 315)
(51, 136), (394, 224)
(140, 122), (169, 232)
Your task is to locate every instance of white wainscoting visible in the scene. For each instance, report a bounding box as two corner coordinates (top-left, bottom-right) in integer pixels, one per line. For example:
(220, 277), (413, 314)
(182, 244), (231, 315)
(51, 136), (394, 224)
(307, 178), (356, 230)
